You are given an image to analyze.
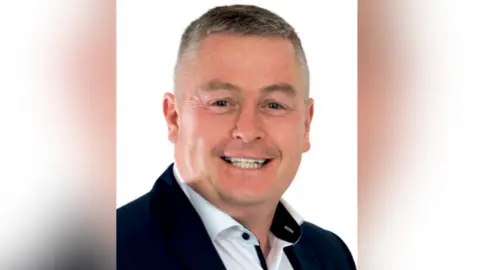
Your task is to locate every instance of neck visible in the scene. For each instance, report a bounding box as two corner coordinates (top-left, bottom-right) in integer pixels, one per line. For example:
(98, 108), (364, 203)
(220, 200), (277, 256)
(183, 173), (279, 256)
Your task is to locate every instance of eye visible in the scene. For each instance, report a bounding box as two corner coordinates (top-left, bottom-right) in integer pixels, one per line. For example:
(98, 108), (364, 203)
(213, 100), (230, 107)
(207, 99), (237, 113)
(267, 102), (285, 110)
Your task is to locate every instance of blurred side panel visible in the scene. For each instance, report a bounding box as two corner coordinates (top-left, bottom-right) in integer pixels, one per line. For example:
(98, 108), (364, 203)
(0, 0), (115, 269)
(359, 0), (480, 269)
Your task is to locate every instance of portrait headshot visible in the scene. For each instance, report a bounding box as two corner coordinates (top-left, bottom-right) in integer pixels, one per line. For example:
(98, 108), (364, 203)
(117, 2), (356, 270)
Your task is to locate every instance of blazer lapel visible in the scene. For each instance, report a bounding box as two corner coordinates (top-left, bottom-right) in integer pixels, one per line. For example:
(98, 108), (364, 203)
(149, 164), (227, 270)
(285, 244), (322, 270)
(168, 226), (226, 270)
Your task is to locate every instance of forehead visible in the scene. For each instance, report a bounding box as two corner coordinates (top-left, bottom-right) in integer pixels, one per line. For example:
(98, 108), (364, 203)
(179, 34), (305, 96)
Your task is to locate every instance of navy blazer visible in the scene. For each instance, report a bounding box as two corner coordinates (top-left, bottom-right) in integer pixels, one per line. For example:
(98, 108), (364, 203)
(117, 164), (356, 270)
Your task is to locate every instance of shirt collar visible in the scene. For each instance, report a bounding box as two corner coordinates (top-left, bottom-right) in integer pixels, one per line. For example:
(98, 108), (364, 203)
(173, 164), (240, 240)
(173, 163), (303, 245)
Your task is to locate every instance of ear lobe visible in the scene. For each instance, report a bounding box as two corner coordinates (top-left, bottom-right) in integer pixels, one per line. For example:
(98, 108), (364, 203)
(303, 98), (314, 153)
(163, 93), (179, 143)
(303, 134), (311, 152)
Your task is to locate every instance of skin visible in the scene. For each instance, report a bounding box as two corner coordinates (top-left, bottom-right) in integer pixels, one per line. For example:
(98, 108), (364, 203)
(163, 34), (314, 256)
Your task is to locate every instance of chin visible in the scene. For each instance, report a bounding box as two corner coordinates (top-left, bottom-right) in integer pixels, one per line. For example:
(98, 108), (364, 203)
(216, 189), (270, 206)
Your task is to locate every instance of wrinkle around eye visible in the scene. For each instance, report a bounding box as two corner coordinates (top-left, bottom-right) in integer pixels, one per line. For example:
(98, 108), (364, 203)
(182, 98), (203, 109)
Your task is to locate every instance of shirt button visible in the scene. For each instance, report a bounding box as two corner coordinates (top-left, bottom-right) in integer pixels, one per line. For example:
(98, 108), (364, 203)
(241, 232), (250, 240)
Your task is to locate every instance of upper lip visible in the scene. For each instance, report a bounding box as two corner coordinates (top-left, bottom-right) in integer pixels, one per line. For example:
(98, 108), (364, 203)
(222, 155), (273, 160)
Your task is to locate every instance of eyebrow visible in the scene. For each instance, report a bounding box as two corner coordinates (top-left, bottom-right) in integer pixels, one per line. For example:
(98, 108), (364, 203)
(261, 83), (297, 97)
(201, 79), (297, 97)
(201, 80), (241, 92)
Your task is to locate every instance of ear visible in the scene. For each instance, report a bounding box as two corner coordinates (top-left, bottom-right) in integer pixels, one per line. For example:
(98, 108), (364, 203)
(303, 98), (314, 153)
(163, 92), (179, 143)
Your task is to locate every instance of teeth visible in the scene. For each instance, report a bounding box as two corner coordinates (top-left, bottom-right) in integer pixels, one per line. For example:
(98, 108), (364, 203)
(231, 161), (263, 169)
(224, 157), (268, 169)
(226, 157), (266, 164)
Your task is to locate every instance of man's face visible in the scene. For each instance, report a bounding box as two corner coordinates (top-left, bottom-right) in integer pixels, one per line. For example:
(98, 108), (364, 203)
(164, 34), (314, 206)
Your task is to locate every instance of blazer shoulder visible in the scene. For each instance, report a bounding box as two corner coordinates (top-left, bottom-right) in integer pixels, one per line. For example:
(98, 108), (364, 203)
(117, 193), (153, 239)
(300, 221), (357, 269)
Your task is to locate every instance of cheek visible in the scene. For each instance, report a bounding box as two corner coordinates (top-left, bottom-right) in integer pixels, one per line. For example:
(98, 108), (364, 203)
(180, 109), (233, 141)
(264, 116), (305, 146)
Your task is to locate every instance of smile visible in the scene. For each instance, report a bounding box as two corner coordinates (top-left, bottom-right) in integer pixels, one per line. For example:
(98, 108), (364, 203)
(221, 156), (272, 169)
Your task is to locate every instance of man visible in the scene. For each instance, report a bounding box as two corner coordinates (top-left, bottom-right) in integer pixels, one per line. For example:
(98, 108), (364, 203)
(117, 4), (356, 270)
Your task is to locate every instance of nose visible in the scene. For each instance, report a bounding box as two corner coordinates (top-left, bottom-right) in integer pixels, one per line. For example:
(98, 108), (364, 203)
(231, 110), (265, 143)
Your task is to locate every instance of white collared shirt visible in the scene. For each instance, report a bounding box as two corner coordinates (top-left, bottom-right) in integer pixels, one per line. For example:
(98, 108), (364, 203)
(173, 164), (303, 270)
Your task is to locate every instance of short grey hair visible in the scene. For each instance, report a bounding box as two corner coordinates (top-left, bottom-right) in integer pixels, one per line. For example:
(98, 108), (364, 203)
(174, 4), (310, 96)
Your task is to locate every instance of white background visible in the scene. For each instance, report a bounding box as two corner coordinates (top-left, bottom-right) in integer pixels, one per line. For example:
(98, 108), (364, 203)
(117, 0), (357, 261)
